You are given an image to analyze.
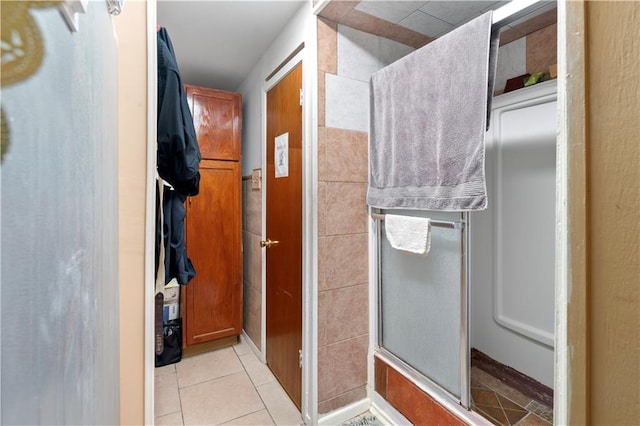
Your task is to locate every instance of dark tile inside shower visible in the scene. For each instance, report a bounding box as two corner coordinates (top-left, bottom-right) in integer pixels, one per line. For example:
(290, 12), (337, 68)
(470, 350), (553, 426)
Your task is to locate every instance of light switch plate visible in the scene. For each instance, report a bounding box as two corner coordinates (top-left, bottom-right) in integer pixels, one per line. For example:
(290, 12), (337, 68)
(251, 168), (262, 190)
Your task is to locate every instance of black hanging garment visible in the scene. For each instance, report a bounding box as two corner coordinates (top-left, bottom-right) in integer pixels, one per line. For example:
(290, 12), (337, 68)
(163, 187), (195, 285)
(156, 27), (200, 286)
(157, 27), (201, 195)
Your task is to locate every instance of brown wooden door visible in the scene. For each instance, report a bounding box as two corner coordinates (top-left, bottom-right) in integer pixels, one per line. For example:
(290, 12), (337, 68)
(184, 159), (242, 345)
(186, 85), (241, 161)
(265, 63), (303, 409)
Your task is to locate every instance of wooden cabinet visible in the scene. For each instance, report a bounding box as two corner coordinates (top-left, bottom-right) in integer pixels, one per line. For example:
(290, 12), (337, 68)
(187, 85), (241, 161)
(183, 85), (242, 348)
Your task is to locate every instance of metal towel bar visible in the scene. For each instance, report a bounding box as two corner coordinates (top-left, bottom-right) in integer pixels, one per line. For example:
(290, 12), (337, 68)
(371, 213), (465, 229)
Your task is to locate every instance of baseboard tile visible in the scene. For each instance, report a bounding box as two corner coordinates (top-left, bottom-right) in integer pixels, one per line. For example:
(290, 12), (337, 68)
(241, 330), (264, 363)
(370, 385), (490, 426)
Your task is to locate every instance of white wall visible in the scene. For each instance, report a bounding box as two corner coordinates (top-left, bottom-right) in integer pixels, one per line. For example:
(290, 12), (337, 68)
(471, 81), (557, 388)
(237, 2), (313, 176)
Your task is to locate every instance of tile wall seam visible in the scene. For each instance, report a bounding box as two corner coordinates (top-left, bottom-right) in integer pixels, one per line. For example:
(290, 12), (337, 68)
(318, 385), (368, 404)
(324, 232), (369, 238)
(318, 281), (369, 293)
(323, 179), (369, 184)
(319, 332), (369, 349)
(321, 231), (369, 240)
(322, 336), (371, 351)
(318, 386), (368, 405)
(325, 126), (369, 133)
(319, 232), (369, 239)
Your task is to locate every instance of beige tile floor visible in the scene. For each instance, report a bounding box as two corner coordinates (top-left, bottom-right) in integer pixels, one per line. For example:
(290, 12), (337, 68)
(155, 339), (303, 425)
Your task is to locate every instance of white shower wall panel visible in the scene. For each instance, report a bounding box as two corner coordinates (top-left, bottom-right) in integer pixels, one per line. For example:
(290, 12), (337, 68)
(494, 37), (526, 95)
(337, 24), (381, 82)
(327, 25), (416, 133)
(471, 81), (557, 388)
(325, 74), (370, 132)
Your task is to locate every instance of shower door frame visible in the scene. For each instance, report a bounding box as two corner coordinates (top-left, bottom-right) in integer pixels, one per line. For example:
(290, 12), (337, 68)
(370, 208), (471, 410)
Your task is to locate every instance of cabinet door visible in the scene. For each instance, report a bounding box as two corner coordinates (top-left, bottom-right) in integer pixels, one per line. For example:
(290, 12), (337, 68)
(183, 160), (242, 345)
(186, 85), (241, 161)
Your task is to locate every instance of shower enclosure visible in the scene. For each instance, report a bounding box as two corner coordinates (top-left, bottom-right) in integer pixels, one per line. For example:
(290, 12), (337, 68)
(371, 81), (557, 423)
(470, 81), (557, 387)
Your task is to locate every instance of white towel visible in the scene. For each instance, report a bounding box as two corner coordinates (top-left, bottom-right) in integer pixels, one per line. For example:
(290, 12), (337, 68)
(385, 214), (431, 256)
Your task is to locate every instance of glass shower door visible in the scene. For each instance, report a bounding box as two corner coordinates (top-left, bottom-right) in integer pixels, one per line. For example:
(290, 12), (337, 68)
(378, 209), (468, 404)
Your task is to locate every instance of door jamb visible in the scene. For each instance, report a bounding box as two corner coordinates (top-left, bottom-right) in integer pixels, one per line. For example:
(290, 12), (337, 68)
(144, 0), (158, 424)
(262, 46), (318, 424)
(556, 1), (587, 424)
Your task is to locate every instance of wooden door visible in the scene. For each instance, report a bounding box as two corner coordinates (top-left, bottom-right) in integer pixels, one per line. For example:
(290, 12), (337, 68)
(265, 63), (303, 409)
(186, 85), (241, 161)
(184, 159), (242, 345)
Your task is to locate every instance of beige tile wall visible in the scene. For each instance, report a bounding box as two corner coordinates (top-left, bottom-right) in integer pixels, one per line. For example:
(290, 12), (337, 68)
(242, 178), (262, 349)
(316, 17), (370, 414)
(494, 23), (557, 95)
(526, 23), (557, 76)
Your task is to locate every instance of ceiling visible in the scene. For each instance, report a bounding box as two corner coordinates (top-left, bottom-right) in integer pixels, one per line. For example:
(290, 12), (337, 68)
(355, 0), (507, 38)
(157, 1), (306, 91)
(157, 0), (556, 92)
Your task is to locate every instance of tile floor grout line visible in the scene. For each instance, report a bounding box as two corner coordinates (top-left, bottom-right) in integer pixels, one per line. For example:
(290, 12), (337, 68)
(154, 409), (181, 419)
(253, 380), (279, 425)
(494, 391), (508, 425)
(222, 407), (272, 426)
(236, 346), (271, 392)
(153, 367), (184, 424)
(235, 344), (303, 424)
(177, 368), (247, 390)
(232, 345), (279, 425)
(476, 405), (503, 426)
(177, 375), (185, 426)
(498, 382), (547, 425)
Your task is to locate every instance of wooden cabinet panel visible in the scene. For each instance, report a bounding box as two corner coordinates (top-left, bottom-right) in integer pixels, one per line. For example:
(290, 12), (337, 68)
(182, 84), (242, 349)
(186, 85), (241, 161)
(183, 160), (242, 345)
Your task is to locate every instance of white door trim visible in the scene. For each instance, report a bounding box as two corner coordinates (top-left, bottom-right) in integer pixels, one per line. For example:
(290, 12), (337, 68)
(261, 40), (318, 425)
(144, 0), (158, 424)
(556, 1), (587, 423)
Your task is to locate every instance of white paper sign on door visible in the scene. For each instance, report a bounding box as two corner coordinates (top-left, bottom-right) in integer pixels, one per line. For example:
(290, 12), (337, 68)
(275, 132), (289, 178)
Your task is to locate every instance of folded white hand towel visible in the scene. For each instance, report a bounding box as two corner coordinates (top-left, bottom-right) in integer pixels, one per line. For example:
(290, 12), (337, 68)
(384, 214), (431, 255)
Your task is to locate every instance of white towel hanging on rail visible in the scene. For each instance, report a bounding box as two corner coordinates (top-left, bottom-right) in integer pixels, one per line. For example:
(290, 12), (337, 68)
(385, 214), (432, 256)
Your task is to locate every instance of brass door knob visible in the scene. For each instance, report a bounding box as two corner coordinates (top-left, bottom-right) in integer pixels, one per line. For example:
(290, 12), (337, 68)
(260, 239), (280, 248)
